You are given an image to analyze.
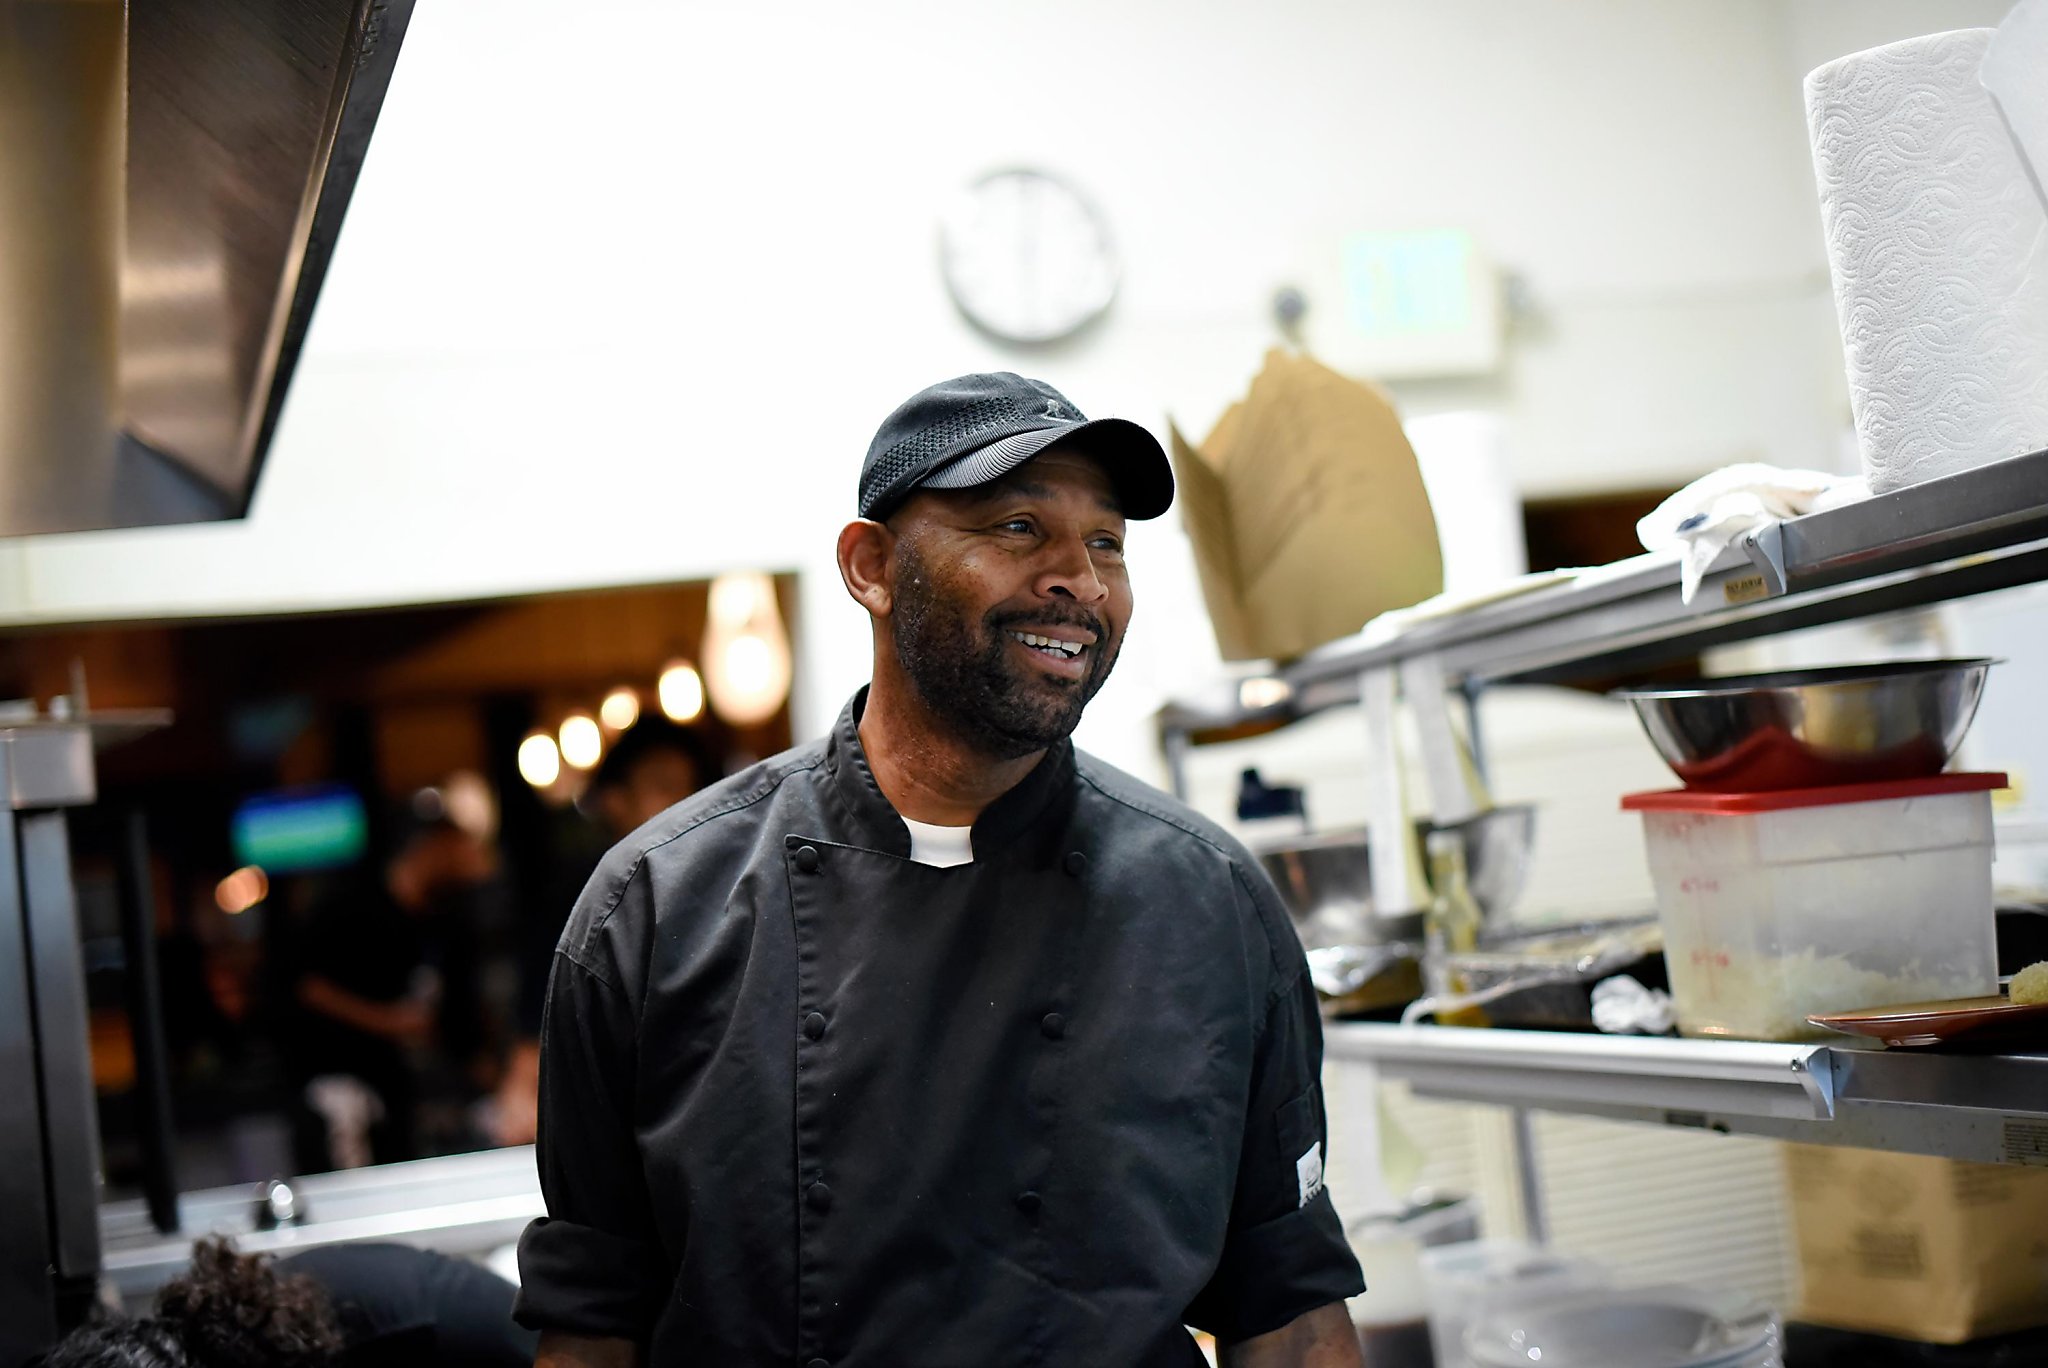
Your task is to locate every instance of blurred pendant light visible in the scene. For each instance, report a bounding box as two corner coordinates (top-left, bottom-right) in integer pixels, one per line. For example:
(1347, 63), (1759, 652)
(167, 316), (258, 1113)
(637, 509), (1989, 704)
(657, 659), (705, 723)
(518, 732), (562, 788)
(558, 712), (603, 770)
(702, 571), (792, 726)
(600, 686), (641, 732)
(215, 866), (269, 915)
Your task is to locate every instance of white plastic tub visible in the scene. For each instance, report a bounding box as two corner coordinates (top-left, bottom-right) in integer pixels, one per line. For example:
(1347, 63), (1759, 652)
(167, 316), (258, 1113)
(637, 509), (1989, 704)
(1422, 1241), (1606, 1368)
(1623, 773), (2004, 1042)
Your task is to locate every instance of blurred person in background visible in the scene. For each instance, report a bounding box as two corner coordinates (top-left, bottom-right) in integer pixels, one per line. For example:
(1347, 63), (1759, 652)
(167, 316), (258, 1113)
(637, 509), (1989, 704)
(583, 718), (717, 848)
(283, 809), (495, 1171)
(487, 719), (715, 1148)
(160, 880), (257, 1083)
(37, 1236), (536, 1368)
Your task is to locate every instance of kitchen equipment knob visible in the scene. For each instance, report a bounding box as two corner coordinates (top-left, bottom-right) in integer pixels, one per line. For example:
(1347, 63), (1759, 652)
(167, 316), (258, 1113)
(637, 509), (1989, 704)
(254, 1177), (304, 1229)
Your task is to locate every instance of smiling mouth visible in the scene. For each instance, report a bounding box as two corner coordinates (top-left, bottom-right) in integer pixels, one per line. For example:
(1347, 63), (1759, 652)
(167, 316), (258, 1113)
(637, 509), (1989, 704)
(1007, 630), (1089, 661)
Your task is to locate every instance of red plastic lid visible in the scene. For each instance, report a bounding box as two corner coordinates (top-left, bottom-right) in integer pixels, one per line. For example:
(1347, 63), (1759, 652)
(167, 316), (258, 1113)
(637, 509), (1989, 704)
(1621, 771), (2008, 814)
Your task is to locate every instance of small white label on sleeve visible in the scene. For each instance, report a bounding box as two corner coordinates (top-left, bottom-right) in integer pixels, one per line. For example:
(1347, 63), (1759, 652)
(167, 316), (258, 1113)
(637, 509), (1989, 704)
(1296, 1141), (1325, 1208)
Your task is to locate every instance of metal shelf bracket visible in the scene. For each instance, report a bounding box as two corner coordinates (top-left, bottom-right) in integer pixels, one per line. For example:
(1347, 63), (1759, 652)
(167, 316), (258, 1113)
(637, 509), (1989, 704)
(1740, 521), (1789, 599)
(1327, 1024), (1838, 1124)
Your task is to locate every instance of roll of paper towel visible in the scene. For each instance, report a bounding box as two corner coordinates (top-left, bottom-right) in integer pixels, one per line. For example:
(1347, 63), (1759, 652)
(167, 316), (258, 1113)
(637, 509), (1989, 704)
(1805, 29), (2048, 495)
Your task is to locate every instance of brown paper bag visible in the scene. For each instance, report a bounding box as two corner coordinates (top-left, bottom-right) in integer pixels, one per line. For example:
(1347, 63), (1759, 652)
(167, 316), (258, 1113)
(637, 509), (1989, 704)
(1787, 1143), (2048, 1343)
(1169, 350), (1442, 662)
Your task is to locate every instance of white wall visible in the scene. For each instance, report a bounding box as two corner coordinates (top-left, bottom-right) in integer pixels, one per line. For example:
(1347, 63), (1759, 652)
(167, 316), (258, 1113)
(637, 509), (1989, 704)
(0, 0), (2012, 775)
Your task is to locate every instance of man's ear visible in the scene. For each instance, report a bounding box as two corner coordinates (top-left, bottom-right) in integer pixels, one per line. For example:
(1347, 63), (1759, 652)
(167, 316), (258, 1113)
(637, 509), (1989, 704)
(837, 518), (895, 618)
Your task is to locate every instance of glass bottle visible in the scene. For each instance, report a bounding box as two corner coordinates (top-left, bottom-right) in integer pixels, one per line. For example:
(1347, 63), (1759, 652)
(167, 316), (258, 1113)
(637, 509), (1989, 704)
(1425, 829), (1488, 1027)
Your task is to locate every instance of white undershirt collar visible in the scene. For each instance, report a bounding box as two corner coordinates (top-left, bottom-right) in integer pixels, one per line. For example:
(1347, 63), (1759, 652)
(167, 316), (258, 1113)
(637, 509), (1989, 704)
(901, 817), (975, 868)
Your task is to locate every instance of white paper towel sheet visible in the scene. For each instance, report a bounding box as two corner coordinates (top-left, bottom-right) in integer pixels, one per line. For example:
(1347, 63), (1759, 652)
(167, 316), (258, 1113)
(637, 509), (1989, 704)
(1805, 29), (2048, 495)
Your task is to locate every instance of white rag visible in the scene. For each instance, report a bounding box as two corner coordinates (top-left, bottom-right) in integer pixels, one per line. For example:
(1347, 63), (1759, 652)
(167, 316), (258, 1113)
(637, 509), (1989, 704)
(1636, 464), (1868, 603)
(1591, 975), (1676, 1036)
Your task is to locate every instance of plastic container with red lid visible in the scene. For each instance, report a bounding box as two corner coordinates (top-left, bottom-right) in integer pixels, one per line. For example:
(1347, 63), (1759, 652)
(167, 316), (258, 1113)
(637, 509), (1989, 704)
(1622, 773), (2005, 1042)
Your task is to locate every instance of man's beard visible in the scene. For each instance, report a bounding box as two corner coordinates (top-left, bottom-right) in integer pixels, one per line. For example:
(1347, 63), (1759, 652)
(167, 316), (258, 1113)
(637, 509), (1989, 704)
(889, 543), (1120, 761)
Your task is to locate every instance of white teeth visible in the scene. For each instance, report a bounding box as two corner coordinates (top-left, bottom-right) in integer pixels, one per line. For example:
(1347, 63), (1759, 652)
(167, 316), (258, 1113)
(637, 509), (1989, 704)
(1010, 631), (1083, 658)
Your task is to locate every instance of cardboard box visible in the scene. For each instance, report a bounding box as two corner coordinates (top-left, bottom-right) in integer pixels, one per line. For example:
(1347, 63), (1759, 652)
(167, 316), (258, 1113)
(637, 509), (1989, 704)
(1169, 350), (1442, 663)
(1787, 1143), (2048, 1343)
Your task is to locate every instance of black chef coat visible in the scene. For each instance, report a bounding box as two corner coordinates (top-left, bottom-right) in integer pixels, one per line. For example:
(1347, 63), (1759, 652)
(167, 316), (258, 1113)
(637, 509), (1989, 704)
(515, 691), (1362, 1366)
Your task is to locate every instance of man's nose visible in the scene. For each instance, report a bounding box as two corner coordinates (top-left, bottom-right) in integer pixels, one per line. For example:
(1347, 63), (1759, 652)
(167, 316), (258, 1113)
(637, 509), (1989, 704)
(1036, 533), (1108, 603)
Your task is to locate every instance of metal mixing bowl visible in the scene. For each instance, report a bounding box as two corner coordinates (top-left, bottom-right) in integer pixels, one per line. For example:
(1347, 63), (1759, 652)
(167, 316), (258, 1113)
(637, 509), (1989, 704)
(1612, 658), (1994, 792)
(1255, 804), (1537, 946)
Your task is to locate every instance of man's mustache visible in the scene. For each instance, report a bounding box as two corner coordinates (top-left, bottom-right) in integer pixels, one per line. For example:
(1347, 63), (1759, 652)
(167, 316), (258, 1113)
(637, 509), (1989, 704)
(987, 606), (1107, 639)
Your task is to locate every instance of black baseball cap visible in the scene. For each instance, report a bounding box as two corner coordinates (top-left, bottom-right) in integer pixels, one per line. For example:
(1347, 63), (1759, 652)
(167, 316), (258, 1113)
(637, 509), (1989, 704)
(857, 372), (1174, 523)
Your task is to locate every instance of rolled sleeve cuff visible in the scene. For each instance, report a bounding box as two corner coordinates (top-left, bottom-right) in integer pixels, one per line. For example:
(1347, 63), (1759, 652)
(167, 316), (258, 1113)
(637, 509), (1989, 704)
(513, 1216), (667, 1338)
(1187, 1188), (1366, 1343)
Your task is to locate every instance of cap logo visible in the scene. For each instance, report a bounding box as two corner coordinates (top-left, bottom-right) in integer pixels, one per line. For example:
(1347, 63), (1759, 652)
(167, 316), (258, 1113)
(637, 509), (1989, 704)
(1043, 399), (1067, 420)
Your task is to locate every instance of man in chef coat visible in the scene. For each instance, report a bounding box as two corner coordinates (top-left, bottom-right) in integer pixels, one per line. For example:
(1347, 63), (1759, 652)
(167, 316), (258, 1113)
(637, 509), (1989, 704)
(516, 373), (1366, 1367)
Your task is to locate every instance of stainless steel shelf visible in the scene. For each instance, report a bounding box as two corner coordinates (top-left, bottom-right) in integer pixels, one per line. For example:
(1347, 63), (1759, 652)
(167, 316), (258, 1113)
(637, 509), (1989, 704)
(1330, 1023), (2048, 1165)
(97, 1145), (543, 1300)
(1195, 452), (2048, 1169)
(1163, 446), (2048, 737)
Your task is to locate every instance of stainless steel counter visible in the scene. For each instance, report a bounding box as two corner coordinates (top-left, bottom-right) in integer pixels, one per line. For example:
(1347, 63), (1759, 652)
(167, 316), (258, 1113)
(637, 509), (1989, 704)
(98, 1145), (543, 1300)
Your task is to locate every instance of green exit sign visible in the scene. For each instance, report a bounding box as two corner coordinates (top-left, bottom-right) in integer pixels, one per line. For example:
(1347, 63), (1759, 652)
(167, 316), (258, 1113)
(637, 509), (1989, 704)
(1342, 229), (1477, 338)
(1304, 227), (1500, 378)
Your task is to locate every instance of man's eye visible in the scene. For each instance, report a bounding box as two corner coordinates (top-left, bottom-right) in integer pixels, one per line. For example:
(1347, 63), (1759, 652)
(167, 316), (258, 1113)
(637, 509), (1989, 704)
(1091, 537), (1125, 554)
(997, 519), (1035, 534)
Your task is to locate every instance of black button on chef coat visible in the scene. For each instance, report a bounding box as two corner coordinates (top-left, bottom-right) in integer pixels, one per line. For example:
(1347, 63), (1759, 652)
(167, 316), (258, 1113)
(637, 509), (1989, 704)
(514, 690), (1362, 1366)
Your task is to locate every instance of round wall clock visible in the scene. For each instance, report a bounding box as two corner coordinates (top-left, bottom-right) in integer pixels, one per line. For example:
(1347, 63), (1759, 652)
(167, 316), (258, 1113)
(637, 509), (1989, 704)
(938, 168), (1119, 345)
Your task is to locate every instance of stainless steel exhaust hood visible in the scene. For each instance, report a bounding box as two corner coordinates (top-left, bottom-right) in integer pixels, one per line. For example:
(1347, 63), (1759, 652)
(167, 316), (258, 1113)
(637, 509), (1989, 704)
(0, 0), (414, 538)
